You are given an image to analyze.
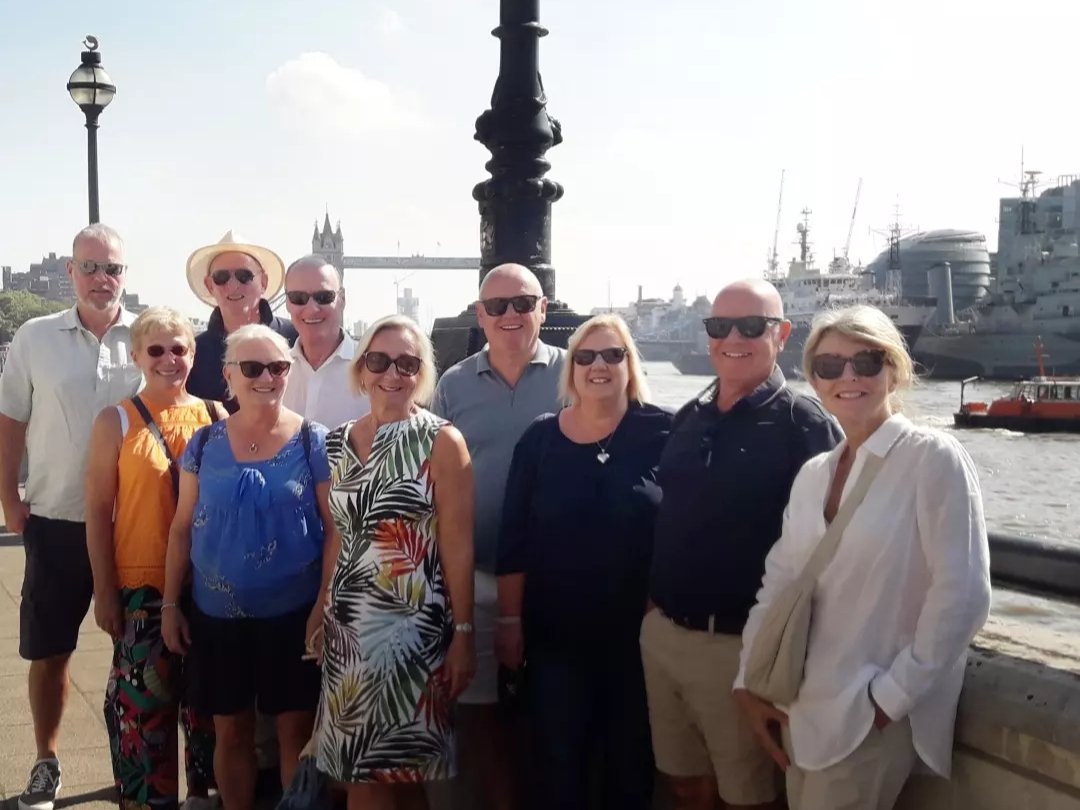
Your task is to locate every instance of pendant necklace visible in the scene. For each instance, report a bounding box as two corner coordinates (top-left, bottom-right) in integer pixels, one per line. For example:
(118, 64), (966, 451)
(595, 434), (613, 464)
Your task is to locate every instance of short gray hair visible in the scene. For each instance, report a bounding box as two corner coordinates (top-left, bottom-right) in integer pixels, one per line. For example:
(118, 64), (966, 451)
(351, 314), (437, 406)
(285, 254), (342, 283)
(72, 223), (123, 254)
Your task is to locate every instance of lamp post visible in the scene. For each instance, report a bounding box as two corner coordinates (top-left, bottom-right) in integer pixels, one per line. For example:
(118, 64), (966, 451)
(66, 36), (115, 224)
(429, 0), (584, 368)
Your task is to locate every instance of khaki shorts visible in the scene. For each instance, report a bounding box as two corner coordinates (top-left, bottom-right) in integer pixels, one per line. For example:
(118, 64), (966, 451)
(639, 609), (779, 805)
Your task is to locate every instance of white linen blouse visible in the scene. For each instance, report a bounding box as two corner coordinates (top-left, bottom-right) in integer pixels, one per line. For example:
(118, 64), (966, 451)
(735, 413), (991, 777)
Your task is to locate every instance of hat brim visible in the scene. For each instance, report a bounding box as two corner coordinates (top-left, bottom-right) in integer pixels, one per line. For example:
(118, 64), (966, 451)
(186, 243), (285, 307)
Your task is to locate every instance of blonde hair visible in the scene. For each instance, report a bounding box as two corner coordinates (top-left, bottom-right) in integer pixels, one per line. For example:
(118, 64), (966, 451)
(559, 314), (651, 406)
(803, 305), (915, 406)
(351, 315), (437, 406)
(131, 306), (195, 352)
(224, 323), (292, 363)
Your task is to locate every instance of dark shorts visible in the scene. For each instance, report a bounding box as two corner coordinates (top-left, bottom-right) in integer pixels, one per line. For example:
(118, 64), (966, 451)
(20, 515), (93, 661)
(187, 602), (321, 717)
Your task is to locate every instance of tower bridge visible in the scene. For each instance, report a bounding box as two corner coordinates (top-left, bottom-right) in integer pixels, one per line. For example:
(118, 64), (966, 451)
(310, 214), (479, 273)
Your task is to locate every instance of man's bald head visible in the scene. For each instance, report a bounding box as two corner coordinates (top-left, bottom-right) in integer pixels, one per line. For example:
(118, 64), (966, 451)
(711, 278), (785, 320)
(479, 263), (543, 299)
(285, 254), (340, 283)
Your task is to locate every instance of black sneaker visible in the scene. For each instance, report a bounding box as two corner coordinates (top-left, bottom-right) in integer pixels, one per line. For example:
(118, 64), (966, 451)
(18, 758), (61, 810)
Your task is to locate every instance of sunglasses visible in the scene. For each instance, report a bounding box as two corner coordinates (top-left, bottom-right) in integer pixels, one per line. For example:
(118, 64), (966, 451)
(225, 359), (292, 379)
(810, 350), (887, 380)
(286, 290), (338, 306)
(572, 347), (628, 366)
(479, 295), (540, 317)
(362, 351), (422, 376)
(76, 260), (126, 277)
(703, 316), (783, 340)
(210, 268), (256, 286)
(145, 344), (190, 358)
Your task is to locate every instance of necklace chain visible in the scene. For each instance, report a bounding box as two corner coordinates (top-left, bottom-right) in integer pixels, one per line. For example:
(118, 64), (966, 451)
(595, 434), (614, 464)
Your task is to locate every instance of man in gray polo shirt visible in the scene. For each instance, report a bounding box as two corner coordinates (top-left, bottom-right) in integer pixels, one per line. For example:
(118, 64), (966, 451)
(432, 263), (564, 809)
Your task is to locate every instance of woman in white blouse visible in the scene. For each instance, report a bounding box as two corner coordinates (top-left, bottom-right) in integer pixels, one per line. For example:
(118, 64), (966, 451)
(733, 305), (991, 810)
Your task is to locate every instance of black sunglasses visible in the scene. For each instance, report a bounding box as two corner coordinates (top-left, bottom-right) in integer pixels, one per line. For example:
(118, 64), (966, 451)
(811, 350), (887, 380)
(479, 295), (540, 317)
(77, 260), (126, 277)
(362, 351), (422, 377)
(286, 290), (338, 306)
(572, 347), (628, 366)
(225, 359), (292, 379)
(703, 316), (783, 340)
(145, 344), (190, 358)
(210, 268), (256, 286)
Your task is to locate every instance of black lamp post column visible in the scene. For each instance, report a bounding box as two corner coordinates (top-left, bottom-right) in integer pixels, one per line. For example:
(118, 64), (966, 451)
(66, 37), (116, 225)
(473, 0), (564, 301)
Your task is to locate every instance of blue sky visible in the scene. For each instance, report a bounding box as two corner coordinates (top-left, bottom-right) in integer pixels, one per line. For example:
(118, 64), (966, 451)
(4, 0), (1080, 327)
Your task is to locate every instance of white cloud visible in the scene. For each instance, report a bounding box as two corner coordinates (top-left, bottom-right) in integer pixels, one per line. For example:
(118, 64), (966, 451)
(265, 52), (419, 137)
(378, 8), (405, 39)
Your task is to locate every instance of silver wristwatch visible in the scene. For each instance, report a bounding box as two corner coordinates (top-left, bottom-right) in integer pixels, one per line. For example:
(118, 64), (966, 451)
(454, 622), (474, 634)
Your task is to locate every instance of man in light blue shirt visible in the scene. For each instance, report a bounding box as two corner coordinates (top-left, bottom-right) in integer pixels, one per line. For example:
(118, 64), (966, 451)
(432, 263), (564, 808)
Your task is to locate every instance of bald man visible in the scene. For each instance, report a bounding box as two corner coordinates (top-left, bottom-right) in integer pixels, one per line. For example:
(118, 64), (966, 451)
(641, 280), (843, 810)
(432, 263), (565, 808)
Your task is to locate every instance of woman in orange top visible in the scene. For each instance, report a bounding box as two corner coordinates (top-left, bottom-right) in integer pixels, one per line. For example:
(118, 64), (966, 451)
(85, 306), (226, 810)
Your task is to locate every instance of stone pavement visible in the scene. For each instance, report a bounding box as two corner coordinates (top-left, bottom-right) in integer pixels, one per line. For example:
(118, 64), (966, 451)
(0, 529), (117, 810)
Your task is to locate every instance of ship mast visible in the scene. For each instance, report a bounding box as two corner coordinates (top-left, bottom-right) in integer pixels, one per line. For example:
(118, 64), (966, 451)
(797, 207), (813, 265)
(767, 169), (785, 278)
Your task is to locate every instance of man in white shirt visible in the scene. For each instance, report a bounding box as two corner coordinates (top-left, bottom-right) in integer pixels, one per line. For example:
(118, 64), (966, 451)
(281, 256), (369, 429)
(0, 224), (141, 810)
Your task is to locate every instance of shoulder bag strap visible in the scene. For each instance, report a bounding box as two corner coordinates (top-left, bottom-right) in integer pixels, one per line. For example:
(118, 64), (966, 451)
(131, 395), (180, 498)
(203, 400), (219, 423)
(300, 419), (314, 475)
(801, 450), (888, 581)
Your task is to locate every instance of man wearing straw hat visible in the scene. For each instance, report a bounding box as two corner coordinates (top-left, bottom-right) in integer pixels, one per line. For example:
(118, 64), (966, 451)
(185, 230), (297, 411)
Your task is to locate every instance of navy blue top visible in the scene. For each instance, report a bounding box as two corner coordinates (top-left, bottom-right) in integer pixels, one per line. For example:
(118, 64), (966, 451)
(649, 369), (843, 634)
(497, 403), (673, 650)
(181, 420), (331, 618)
(187, 299), (298, 413)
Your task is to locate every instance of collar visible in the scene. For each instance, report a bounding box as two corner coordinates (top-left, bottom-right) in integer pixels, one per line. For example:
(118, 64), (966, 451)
(475, 340), (556, 375)
(206, 298), (276, 335)
(857, 413), (911, 458)
(292, 330), (357, 365)
(58, 304), (137, 331)
(697, 366), (787, 412)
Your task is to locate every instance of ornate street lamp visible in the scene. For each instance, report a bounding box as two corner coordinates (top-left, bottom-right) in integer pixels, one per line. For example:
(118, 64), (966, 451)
(66, 36), (116, 224)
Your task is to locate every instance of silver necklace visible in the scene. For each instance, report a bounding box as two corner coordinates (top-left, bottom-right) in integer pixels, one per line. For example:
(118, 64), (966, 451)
(595, 434), (614, 464)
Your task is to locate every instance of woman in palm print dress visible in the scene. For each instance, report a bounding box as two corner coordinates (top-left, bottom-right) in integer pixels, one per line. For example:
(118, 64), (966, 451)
(315, 314), (476, 809)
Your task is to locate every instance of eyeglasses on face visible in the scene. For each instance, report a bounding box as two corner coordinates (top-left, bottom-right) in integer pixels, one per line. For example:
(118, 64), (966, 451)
(210, 268), (256, 286)
(703, 316), (783, 340)
(286, 290), (338, 306)
(145, 344), (190, 358)
(361, 351), (422, 377)
(225, 359), (292, 379)
(572, 347), (628, 366)
(478, 295), (540, 317)
(76, 260), (126, 277)
(810, 350), (887, 380)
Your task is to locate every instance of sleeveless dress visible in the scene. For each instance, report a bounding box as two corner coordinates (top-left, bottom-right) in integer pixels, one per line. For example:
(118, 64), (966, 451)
(316, 409), (455, 783)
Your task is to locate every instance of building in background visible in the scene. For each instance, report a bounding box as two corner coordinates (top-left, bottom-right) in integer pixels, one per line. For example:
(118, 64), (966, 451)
(4, 253), (73, 302)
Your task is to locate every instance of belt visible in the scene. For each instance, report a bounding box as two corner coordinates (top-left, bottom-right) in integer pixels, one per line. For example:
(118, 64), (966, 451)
(663, 610), (736, 635)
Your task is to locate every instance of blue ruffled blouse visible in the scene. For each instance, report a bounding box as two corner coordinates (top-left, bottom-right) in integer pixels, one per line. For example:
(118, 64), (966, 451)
(180, 420), (331, 618)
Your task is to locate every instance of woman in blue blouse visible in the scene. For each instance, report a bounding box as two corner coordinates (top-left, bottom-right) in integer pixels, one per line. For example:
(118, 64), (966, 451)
(495, 314), (673, 810)
(162, 324), (336, 810)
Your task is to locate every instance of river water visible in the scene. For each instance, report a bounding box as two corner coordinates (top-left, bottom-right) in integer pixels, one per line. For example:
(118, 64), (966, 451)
(648, 362), (1080, 664)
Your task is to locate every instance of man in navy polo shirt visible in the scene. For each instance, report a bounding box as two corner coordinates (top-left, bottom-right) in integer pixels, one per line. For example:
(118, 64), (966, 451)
(641, 279), (842, 810)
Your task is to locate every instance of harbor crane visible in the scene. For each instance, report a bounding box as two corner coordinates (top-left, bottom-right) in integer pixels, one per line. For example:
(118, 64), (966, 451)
(842, 177), (863, 265)
(767, 169), (785, 277)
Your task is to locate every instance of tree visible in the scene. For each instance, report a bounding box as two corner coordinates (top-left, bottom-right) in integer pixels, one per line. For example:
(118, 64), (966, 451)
(0, 291), (69, 343)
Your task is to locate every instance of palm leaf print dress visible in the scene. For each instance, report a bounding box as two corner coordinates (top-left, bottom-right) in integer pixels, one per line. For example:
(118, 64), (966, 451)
(316, 409), (455, 783)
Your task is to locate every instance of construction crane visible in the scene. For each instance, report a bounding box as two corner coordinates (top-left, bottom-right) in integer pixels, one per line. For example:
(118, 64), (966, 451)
(767, 169), (785, 277)
(842, 177), (863, 265)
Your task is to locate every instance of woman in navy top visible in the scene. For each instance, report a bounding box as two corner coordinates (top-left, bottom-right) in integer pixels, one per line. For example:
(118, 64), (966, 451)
(496, 314), (673, 810)
(163, 324), (336, 810)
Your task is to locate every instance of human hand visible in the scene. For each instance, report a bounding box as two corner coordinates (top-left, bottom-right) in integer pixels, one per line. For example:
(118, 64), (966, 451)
(3, 499), (29, 535)
(733, 688), (791, 770)
(304, 604), (325, 665)
(161, 606), (191, 655)
(446, 631), (476, 699)
(870, 692), (892, 729)
(94, 589), (124, 640)
(494, 619), (524, 670)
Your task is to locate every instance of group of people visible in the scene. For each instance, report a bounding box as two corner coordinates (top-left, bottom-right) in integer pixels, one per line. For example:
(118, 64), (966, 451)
(0, 221), (992, 810)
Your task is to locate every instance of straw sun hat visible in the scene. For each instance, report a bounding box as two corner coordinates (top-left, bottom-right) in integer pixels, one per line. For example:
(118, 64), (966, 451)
(185, 230), (285, 307)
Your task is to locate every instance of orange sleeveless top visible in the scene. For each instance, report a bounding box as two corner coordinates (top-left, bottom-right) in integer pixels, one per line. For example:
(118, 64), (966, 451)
(113, 398), (214, 592)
